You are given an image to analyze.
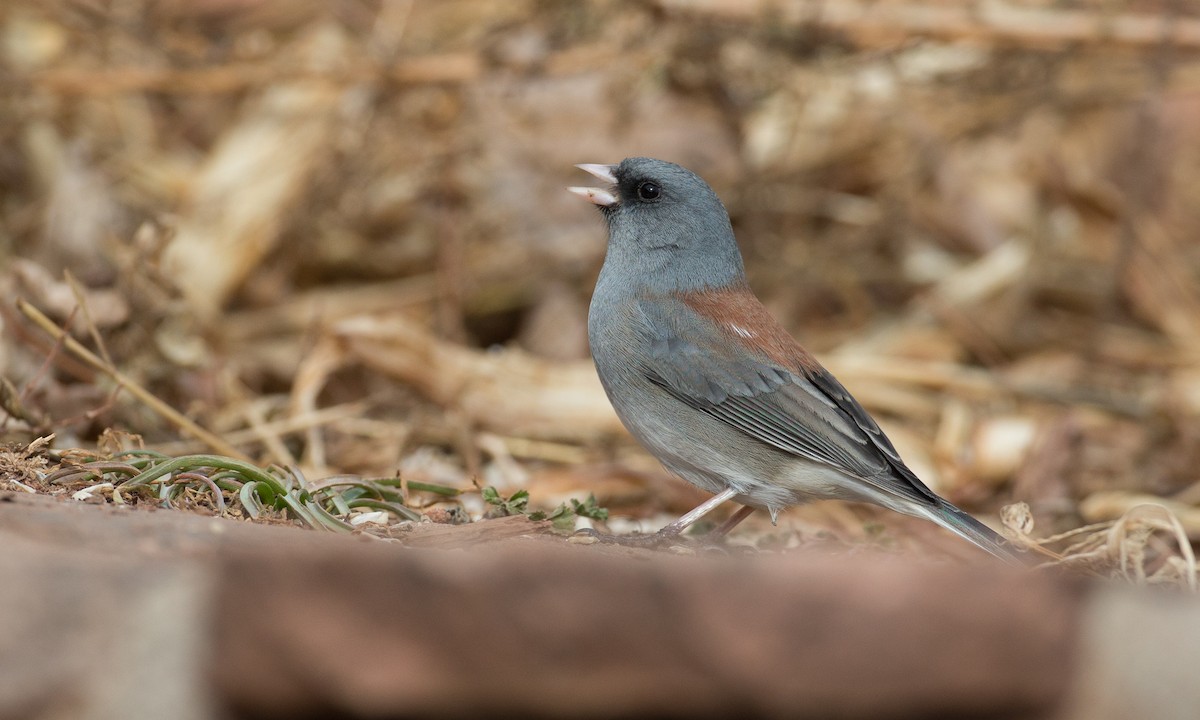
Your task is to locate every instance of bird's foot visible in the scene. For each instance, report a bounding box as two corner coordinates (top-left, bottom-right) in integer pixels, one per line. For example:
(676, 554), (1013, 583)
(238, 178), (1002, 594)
(569, 525), (727, 553)
(569, 526), (683, 548)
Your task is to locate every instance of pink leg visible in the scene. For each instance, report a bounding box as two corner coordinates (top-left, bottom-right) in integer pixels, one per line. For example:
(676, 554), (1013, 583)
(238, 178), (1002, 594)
(711, 505), (756, 537)
(572, 488), (742, 548)
(659, 487), (738, 536)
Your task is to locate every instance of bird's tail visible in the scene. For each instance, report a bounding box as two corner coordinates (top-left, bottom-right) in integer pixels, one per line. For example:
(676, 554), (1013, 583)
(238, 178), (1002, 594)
(923, 499), (1027, 564)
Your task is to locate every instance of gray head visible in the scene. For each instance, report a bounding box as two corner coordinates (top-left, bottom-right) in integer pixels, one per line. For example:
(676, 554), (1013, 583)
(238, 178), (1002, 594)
(570, 157), (746, 293)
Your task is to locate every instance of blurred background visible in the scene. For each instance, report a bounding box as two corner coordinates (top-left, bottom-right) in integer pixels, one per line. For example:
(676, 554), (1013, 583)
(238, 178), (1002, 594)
(2, 0), (1199, 554)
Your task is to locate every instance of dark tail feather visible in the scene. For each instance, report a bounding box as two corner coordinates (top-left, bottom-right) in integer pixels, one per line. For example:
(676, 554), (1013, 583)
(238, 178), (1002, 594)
(927, 500), (1027, 564)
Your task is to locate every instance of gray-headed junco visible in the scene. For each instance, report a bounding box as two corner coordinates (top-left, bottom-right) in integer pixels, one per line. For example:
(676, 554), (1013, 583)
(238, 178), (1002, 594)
(570, 157), (1020, 560)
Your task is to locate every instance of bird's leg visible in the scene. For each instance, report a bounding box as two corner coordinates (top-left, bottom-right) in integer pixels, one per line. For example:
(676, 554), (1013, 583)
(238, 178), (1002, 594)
(710, 504), (756, 538)
(571, 487), (739, 549)
(657, 487), (739, 538)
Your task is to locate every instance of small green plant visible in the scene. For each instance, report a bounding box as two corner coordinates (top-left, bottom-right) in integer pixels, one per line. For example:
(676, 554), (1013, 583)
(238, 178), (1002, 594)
(481, 486), (531, 516)
(482, 486), (609, 532)
(43, 451), (460, 532)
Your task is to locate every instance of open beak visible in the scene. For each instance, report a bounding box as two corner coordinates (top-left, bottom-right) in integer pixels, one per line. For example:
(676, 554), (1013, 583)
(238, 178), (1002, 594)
(567, 163), (619, 207)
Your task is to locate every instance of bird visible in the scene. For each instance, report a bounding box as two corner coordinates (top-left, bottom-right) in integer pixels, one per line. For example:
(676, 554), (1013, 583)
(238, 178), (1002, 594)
(568, 157), (1021, 561)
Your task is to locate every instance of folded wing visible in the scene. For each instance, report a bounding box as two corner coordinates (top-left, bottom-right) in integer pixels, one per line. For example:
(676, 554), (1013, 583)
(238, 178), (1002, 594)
(638, 294), (938, 506)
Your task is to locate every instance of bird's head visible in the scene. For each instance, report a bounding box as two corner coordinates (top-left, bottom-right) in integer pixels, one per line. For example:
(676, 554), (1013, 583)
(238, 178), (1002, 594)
(569, 157), (745, 292)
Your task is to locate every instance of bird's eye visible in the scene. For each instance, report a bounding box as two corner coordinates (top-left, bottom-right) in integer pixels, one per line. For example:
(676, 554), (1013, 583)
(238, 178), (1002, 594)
(637, 182), (661, 201)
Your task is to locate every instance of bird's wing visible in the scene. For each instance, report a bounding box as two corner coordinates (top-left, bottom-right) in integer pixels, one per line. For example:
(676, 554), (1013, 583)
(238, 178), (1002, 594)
(636, 292), (937, 506)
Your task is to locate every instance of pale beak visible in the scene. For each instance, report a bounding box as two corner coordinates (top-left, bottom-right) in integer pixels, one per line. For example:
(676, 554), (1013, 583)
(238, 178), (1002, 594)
(567, 163), (619, 207)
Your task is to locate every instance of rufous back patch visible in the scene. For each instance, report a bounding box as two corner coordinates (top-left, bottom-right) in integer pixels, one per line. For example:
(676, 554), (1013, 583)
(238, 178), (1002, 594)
(676, 284), (822, 374)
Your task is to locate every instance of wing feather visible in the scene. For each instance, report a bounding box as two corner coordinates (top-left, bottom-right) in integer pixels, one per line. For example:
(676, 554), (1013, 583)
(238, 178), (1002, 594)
(638, 297), (937, 505)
